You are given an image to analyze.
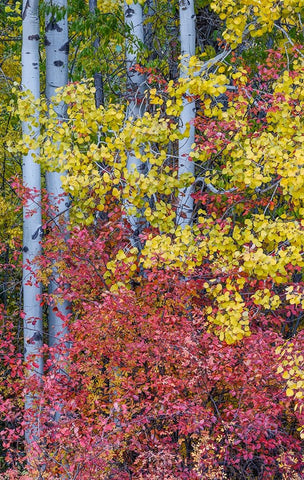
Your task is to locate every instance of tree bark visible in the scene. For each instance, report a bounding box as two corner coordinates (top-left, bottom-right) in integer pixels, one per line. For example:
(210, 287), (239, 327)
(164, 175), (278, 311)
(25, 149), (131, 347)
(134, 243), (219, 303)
(177, 0), (196, 227)
(22, 0), (43, 442)
(124, 0), (145, 172)
(45, 0), (69, 350)
(124, 1), (146, 243)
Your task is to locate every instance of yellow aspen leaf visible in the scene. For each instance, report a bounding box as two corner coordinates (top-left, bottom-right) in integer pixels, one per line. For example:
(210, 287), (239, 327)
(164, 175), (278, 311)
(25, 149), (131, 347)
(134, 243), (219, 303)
(116, 250), (126, 261)
(112, 188), (120, 198)
(286, 388), (294, 397)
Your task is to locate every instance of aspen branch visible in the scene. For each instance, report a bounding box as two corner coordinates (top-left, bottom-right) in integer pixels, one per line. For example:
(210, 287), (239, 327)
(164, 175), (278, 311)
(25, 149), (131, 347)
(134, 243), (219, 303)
(194, 176), (237, 194)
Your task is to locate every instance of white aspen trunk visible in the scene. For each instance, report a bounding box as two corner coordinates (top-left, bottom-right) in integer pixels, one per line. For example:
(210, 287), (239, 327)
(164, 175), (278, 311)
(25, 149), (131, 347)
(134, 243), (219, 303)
(124, 0), (145, 173)
(177, 0), (196, 227)
(22, 0), (43, 442)
(45, 0), (69, 350)
(124, 1), (146, 241)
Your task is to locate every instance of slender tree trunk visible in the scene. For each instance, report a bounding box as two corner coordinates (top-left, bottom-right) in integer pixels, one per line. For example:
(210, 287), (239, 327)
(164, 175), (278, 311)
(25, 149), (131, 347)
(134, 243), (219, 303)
(22, 0), (43, 442)
(45, 0), (69, 350)
(89, 0), (104, 108)
(124, 1), (146, 242)
(177, 0), (196, 227)
(124, 0), (145, 173)
(143, 0), (154, 55)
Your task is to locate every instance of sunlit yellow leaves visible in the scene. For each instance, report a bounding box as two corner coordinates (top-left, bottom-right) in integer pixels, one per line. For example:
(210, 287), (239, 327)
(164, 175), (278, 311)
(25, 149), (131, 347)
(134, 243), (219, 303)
(210, 0), (300, 48)
(218, 57), (304, 212)
(277, 345), (304, 425)
(286, 388), (294, 397)
(209, 293), (250, 344)
(14, 79), (202, 229)
(0, 197), (21, 249)
(11, 46), (304, 353)
(97, 0), (121, 13)
(149, 88), (164, 106)
(141, 226), (200, 271)
(116, 249), (126, 261)
(165, 66), (228, 116)
(252, 289), (281, 309)
(3, 0), (22, 26)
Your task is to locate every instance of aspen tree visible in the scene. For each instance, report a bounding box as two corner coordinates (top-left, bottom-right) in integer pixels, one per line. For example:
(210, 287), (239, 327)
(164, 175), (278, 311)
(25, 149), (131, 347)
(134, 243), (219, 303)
(124, 0), (146, 243)
(45, 0), (69, 350)
(21, 0), (43, 441)
(177, 0), (196, 227)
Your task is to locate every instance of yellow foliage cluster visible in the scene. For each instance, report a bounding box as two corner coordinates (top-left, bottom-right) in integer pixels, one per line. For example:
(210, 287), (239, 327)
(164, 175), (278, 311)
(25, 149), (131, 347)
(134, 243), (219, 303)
(0, 197), (21, 250)
(0, 18), (21, 248)
(220, 64), (304, 203)
(210, 0), (302, 47)
(96, 0), (121, 13)
(150, 64), (229, 117)
(204, 281), (250, 344)
(13, 74), (229, 231)
(2, 0), (21, 33)
(125, 0), (145, 5)
(11, 42), (304, 357)
(276, 343), (304, 433)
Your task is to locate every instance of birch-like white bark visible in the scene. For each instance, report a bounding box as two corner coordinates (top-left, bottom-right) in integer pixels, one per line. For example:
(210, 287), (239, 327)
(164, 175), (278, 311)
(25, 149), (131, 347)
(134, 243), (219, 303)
(124, 0), (145, 173)
(124, 1), (145, 239)
(45, 0), (69, 350)
(177, 0), (196, 227)
(22, 0), (43, 441)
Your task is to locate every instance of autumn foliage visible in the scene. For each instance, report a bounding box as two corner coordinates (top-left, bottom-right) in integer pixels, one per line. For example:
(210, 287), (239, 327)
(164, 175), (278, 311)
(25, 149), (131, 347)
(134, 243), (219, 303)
(2, 8), (304, 477)
(12, 201), (303, 479)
